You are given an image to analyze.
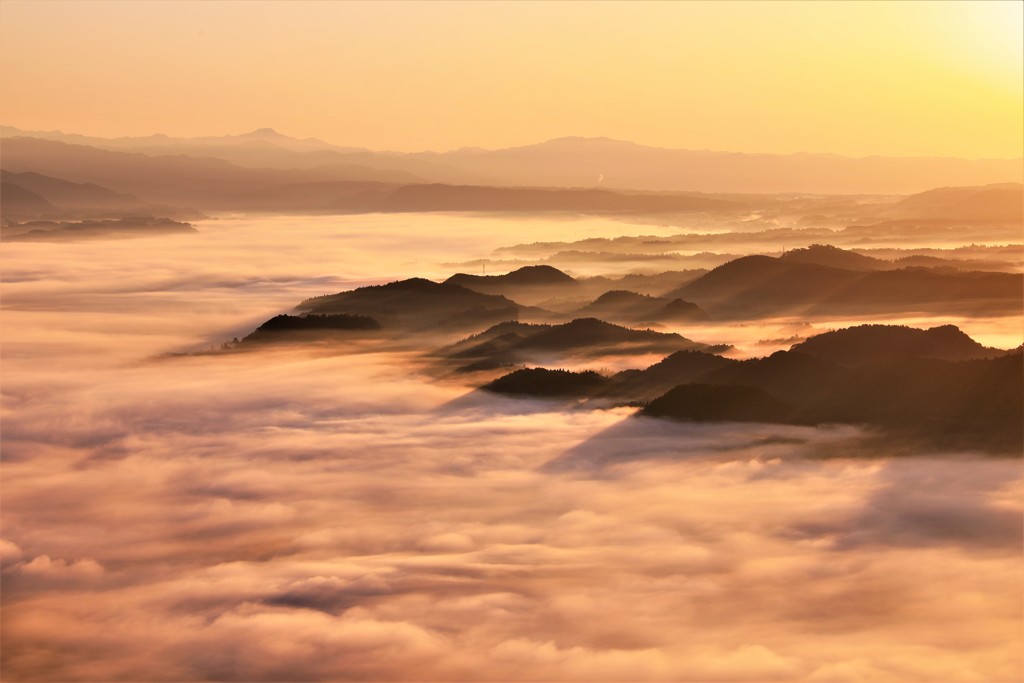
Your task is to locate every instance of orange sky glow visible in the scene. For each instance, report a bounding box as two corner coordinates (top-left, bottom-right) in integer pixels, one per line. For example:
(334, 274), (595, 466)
(1, 0), (1022, 157)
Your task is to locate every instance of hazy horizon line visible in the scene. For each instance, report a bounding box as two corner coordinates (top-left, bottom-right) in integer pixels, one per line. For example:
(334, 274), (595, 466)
(4, 123), (1022, 163)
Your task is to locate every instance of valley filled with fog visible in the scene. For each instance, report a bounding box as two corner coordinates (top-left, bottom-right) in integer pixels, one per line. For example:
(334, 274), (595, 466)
(2, 213), (1021, 682)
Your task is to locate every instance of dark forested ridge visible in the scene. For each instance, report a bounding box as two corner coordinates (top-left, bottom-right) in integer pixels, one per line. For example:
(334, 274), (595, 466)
(483, 368), (609, 397)
(230, 255), (1021, 454)
(297, 278), (523, 332)
(445, 317), (713, 371)
(479, 324), (1023, 453)
(241, 314), (381, 344)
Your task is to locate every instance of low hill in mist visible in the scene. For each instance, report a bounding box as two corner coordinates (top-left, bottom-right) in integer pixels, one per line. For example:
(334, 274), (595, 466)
(672, 255), (862, 314)
(637, 350), (1023, 452)
(575, 290), (708, 325)
(296, 278), (522, 332)
(791, 324), (1001, 365)
(593, 350), (736, 401)
(1, 216), (196, 242)
(779, 245), (887, 271)
(672, 254), (1023, 317)
(445, 266), (712, 312)
(518, 318), (685, 350)
(574, 271), (710, 299)
(445, 265), (582, 305)
(446, 317), (712, 371)
(240, 314), (381, 344)
(774, 244), (1018, 274)
(248, 266), (714, 352)
(642, 384), (794, 423)
(693, 350), (844, 405)
(480, 323), (1022, 452)
(483, 368), (609, 397)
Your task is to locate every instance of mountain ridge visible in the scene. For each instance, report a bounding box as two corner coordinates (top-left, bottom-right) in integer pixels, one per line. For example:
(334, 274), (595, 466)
(5, 126), (1021, 194)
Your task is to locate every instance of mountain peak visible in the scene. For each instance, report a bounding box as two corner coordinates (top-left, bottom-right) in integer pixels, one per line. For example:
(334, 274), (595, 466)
(540, 136), (638, 147)
(242, 127), (284, 138)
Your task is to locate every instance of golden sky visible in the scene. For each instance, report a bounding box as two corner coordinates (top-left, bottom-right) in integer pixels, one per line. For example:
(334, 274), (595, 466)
(1, 0), (1021, 157)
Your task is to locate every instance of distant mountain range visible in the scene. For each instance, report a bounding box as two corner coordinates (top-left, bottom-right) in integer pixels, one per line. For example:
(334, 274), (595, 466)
(4, 125), (1022, 196)
(3, 127), (1022, 224)
(0, 137), (757, 217)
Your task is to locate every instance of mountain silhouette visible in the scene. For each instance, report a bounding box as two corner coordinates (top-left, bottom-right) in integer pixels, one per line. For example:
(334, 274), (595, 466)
(0, 125), (366, 155)
(671, 255), (861, 315)
(297, 278), (521, 332)
(445, 265), (581, 305)
(695, 350), (845, 405)
(447, 317), (709, 370)
(574, 270), (709, 298)
(800, 352), (1023, 451)
(789, 324), (1002, 365)
(516, 318), (693, 350)
(419, 136), (1023, 194)
(575, 290), (708, 324)
(641, 384), (793, 423)
(12, 126), (1020, 193)
(779, 244), (887, 271)
(472, 321), (1021, 451)
(631, 325), (1022, 451)
(672, 254), (1023, 317)
(240, 313), (381, 344)
(776, 244), (1017, 273)
(449, 265), (577, 288)
(446, 267), (713, 313)
(0, 136), (762, 215)
(811, 268), (1023, 316)
(595, 350), (736, 401)
(483, 368), (609, 397)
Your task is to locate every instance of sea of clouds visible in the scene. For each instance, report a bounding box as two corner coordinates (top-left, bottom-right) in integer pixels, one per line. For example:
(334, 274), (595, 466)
(1, 214), (1020, 681)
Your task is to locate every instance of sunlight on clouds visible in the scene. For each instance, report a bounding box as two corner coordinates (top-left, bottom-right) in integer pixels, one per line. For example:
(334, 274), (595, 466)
(1, 216), (1021, 681)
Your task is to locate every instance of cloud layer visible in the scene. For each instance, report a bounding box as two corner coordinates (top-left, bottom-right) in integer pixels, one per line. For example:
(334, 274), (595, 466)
(2, 216), (1021, 681)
